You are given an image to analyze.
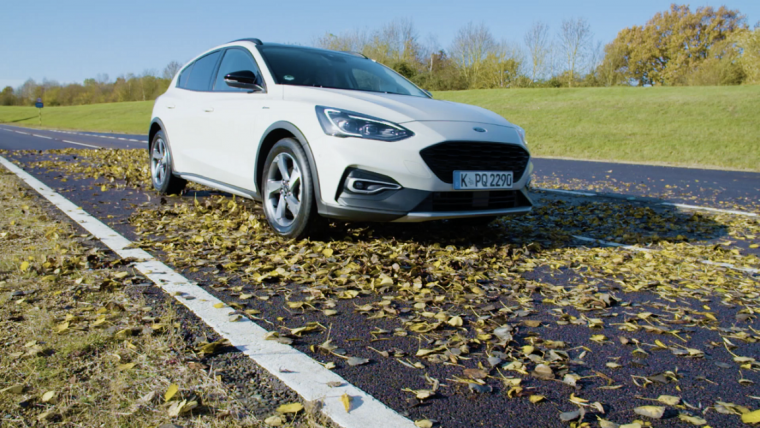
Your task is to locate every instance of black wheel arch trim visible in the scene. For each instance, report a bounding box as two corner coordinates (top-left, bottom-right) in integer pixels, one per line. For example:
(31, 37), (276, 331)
(256, 121), (325, 210)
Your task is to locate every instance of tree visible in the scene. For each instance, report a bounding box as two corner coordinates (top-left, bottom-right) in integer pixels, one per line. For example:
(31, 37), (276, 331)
(734, 27), (760, 83)
(0, 86), (16, 105)
(163, 61), (182, 80)
(605, 4), (746, 86)
(450, 22), (496, 86)
(524, 22), (551, 82)
(557, 17), (593, 87)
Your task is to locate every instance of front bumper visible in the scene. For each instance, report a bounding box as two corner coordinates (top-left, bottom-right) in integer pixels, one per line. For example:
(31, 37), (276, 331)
(308, 120), (533, 222)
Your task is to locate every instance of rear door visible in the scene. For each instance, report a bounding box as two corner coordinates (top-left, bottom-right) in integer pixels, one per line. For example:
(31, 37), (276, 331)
(203, 47), (270, 192)
(170, 50), (222, 175)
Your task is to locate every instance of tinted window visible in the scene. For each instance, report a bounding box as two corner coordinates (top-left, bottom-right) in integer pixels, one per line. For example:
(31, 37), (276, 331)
(185, 51), (221, 91)
(213, 48), (262, 92)
(258, 45), (428, 98)
(177, 64), (193, 88)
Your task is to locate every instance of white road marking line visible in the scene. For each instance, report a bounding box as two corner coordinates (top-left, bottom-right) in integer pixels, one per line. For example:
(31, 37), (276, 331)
(15, 130), (30, 135)
(117, 137), (127, 141)
(32, 134), (53, 140)
(536, 187), (758, 217)
(0, 155), (416, 428)
(659, 202), (758, 217)
(572, 235), (759, 275)
(62, 140), (102, 149)
(536, 187), (597, 197)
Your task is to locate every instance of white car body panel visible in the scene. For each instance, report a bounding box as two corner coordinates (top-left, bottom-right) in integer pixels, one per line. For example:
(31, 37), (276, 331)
(151, 40), (533, 223)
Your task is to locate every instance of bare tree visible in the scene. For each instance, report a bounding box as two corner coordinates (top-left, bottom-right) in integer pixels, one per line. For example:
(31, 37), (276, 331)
(557, 17), (593, 87)
(524, 22), (551, 82)
(163, 61), (182, 80)
(450, 22), (496, 85)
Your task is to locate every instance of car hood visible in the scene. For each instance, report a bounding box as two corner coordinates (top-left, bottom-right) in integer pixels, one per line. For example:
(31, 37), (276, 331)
(282, 86), (513, 127)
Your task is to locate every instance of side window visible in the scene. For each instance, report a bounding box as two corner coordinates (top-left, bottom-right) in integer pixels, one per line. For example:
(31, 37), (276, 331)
(185, 51), (221, 91)
(177, 64), (193, 88)
(213, 48), (262, 92)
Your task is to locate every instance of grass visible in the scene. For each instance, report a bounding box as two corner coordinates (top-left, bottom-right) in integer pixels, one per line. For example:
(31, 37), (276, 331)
(0, 101), (153, 134)
(435, 86), (760, 171)
(0, 170), (264, 426)
(1, 85), (758, 170)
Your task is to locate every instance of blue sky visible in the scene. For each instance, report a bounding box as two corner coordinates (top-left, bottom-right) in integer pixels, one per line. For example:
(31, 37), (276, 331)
(1, 0), (758, 89)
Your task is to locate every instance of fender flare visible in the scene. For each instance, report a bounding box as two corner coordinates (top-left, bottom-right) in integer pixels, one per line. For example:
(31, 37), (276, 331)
(255, 121), (324, 208)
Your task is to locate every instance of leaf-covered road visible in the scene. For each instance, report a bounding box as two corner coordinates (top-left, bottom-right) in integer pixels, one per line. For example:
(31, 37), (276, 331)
(3, 149), (759, 428)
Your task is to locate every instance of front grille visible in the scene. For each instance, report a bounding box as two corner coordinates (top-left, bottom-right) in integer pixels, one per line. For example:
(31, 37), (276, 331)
(413, 190), (530, 212)
(419, 142), (530, 184)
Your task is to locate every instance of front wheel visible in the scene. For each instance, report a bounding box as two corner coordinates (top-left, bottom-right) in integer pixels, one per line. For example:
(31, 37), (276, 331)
(150, 130), (186, 195)
(261, 138), (322, 238)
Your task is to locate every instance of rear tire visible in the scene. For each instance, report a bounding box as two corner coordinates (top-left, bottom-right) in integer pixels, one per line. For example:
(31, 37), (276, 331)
(261, 138), (323, 238)
(150, 130), (186, 195)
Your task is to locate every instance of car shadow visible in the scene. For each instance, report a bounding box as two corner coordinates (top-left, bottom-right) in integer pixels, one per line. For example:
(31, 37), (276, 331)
(181, 189), (729, 252)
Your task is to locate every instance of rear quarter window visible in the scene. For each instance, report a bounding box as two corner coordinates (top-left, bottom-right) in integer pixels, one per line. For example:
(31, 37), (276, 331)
(177, 64), (193, 88)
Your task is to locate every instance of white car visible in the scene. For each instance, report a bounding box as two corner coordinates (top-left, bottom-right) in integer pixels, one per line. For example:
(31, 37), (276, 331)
(149, 38), (533, 237)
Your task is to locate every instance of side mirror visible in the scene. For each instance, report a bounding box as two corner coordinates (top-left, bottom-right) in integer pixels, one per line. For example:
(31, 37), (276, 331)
(224, 70), (265, 92)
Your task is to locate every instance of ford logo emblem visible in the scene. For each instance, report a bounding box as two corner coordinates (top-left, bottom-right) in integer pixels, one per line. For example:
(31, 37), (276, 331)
(473, 127), (486, 133)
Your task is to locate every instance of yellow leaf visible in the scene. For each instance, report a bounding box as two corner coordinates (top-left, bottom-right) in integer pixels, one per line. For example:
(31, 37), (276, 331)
(634, 405), (666, 419)
(55, 321), (69, 334)
(655, 340), (668, 348)
(213, 302), (226, 309)
(447, 316), (463, 327)
(164, 383), (179, 402)
(415, 420), (433, 428)
(118, 362), (136, 371)
(322, 248), (334, 257)
(529, 394), (545, 404)
(657, 395), (680, 406)
(277, 402), (304, 414)
(341, 393), (352, 412)
(743, 409), (760, 424)
(20, 261), (30, 272)
(41, 391), (55, 402)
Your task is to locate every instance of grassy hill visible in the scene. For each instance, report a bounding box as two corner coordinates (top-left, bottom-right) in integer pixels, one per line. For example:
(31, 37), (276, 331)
(0, 101), (153, 135)
(1, 86), (758, 170)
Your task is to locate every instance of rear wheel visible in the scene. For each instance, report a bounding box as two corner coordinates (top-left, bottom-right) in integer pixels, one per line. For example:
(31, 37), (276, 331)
(150, 130), (186, 195)
(262, 138), (322, 238)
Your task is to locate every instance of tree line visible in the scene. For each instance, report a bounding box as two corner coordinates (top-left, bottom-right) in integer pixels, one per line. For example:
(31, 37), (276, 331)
(2, 4), (759, 107)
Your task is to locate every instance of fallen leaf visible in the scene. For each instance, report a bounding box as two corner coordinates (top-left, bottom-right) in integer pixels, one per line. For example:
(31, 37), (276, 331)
(277, 402), (303, 414)
(529, 395), (546, 404)
(164, 383), (179, 402)
(41, 391), (56, 403)
(118, 362), (136, 371)
(341, 393), (352, 412)
(634, 405), (666, 419)
(657, 395), (680, 406)
(415, 420), (433, 428)
(743, 409), (760, 424)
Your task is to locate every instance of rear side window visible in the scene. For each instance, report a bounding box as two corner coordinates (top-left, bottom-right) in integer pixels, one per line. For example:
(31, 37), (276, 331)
(177, 64), (193, 88)
(213, 48), (262, 92)
(184, 51), (222, 91)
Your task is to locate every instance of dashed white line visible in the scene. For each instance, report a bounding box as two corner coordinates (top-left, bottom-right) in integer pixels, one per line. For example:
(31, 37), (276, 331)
(32, 134), (53, 140)
(62, 140), (102, 149)
(536, 187), (758, 217)
(0, 155), (416, 428)
(572, 235), (758, 275)
(15, 130), (30, 135)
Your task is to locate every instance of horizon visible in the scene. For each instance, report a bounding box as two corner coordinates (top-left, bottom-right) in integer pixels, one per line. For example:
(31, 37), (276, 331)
(1, 0), (758, 89)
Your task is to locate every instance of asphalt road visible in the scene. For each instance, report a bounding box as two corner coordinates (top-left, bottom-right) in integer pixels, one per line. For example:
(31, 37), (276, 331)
(1, 126), (759, 428)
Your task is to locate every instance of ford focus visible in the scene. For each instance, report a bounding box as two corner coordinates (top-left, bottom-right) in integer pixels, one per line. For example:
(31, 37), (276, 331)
(149, 38), (533, 238)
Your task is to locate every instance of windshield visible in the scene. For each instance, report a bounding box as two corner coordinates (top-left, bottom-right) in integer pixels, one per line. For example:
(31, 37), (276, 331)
(257, 45), (429, 98)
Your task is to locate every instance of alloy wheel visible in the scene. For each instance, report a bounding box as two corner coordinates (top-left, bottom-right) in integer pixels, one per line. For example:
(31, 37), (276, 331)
(265, 152), (302, 228)
(151, 137), (169, 187)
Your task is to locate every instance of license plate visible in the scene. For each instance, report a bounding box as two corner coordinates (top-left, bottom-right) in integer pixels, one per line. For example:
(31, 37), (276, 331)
(453, 171), (513, 190)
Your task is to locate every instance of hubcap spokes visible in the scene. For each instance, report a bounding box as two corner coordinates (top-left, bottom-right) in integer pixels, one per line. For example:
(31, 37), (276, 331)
(151, 138), (169, 185)
(265, 153), (302, 227)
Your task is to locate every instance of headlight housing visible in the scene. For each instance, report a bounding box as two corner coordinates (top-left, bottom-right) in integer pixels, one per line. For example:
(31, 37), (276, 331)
(316, 106), (414, 142)
(514, 125), (527, 145)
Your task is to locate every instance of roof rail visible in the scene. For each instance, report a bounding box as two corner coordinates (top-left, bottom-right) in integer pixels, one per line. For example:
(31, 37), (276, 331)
(343, 51), (368, 59)
(230, 38), (263, 45)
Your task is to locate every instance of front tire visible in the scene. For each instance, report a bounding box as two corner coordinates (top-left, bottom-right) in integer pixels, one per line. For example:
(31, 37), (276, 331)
(150, 130), (186, 195)
(262, 138), (321, 238)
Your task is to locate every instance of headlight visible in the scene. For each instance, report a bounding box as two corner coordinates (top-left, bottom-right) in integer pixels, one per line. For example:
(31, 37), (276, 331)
(514, 125), (527, 145)
(316, 106), (414, 142)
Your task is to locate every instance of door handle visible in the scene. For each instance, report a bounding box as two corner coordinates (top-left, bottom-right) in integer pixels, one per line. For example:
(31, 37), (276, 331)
(167, 104), (175, 109)
(204, 107), (214, 113)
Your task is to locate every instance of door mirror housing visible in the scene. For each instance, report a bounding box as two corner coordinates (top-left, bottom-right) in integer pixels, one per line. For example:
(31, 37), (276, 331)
(224, 70), (265, 92)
